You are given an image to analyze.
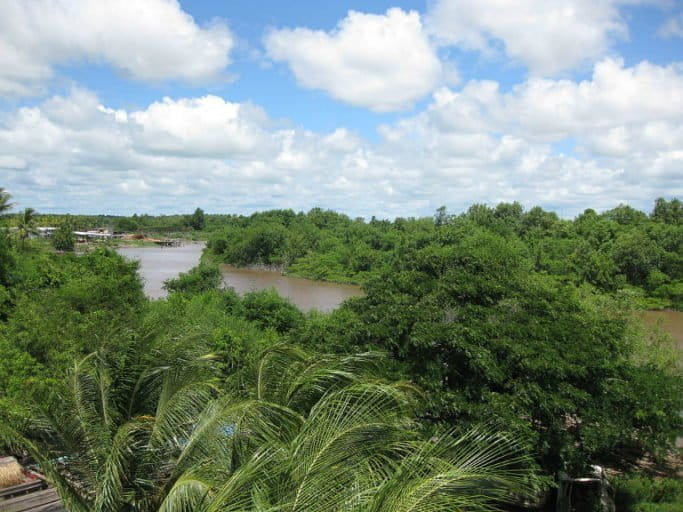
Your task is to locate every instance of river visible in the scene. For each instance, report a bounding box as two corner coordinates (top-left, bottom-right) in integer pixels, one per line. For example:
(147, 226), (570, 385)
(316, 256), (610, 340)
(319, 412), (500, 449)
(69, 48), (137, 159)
(117, 243), (206, 299)
(642, 310), (683, 351)
(116, 244), (683, 329)
(116, 243), (363, 311)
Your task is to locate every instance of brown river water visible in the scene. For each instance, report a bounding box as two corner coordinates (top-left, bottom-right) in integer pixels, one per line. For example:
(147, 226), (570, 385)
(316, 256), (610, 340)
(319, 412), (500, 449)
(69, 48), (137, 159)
(116, 244), (683, 332)
(116, 243), (363, 311)
(642, 310), (683, 350)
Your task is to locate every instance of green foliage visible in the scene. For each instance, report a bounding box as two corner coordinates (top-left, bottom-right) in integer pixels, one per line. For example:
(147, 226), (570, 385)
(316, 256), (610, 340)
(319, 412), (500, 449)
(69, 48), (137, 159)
(614, 476), (683, 512)
(200, 199), (683, 308)
(114, 215), (139, 232)
(16, 207), (38, 248)
(51, 217), (75, 251)
(0, 247), (144, 423)
(633, 504), (683, 512)
(2, 343), (539, 512)
(10, 198), (681, 306)
(239, 288), (305, 333)
(0, 229), (14, 286)
(652, 198), (682, 225)
(187, 206), (206, 230)
(1, 198), (681, 500)
(163, 263), (222, 294)
(339, 225), (683, 475)
(143, 289), (280, 373)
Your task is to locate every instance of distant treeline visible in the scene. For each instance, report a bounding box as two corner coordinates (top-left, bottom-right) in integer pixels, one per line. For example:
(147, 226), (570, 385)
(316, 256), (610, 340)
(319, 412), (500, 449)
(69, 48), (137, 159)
(9, 199), (681, 309)
(2, 207), (214, 234)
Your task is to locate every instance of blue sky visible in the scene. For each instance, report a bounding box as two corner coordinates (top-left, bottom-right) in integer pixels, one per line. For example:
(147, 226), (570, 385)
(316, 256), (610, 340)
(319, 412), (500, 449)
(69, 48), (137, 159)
(0, 0), (681, 218)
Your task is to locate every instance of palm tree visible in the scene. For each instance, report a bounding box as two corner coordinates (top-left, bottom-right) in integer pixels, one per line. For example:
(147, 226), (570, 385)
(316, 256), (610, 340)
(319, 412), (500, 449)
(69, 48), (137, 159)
(16, 207), (38, 248)
(2, 337), (221, 512)
(3, 343), (537, 511)
(0, 187), (12, 214)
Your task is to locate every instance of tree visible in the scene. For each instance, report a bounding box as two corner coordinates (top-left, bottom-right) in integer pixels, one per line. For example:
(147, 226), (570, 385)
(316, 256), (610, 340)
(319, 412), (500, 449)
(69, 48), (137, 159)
(3, 343), (537, 512)
(16, 207), (38, 249)
(115, 216), (140, 232)
(345, 227), (683, 475)
(0, 187), (12, 214)
(652, 197), (682, 225)
(188, 207), (205, 230)
(612, 231), (661, 286)
(51, 218), (75, 251)
(434, 205), (449, 227)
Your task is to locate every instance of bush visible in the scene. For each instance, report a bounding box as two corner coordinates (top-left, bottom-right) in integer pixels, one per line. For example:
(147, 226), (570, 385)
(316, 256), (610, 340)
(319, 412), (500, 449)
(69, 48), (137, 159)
(614, 476), (683, 512)
(239, 288), (304, 333)
(163, 264), (222, 294)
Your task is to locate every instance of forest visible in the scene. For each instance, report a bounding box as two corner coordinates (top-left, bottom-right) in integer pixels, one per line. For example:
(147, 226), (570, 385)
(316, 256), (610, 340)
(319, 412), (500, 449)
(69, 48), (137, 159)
(0, 189), (681, 511)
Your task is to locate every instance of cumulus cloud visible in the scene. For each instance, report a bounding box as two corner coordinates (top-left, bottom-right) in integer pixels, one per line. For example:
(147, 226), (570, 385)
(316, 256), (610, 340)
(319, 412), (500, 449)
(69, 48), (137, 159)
(507, 58), (683, 141)
(385, 58), (683, 148)
(426, 0), (631, 75)
(128, 96), (273, 157)
(0, 0), (234, 96)
(264, 8), (444, 112)
(1, 59), (681, 218)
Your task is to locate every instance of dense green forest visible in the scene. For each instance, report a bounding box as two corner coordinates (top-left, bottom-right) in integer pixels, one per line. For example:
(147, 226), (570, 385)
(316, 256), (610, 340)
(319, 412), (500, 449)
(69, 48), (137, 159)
(0, 189), (681, 511)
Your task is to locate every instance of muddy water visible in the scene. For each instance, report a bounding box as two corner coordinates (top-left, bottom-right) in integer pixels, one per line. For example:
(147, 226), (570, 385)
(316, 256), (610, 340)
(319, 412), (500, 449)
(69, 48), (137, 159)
(117, 243), (206, 299)
(219, 264), (364, 312)
(642, 310), (683, 351)
(116, 243), (363, 310)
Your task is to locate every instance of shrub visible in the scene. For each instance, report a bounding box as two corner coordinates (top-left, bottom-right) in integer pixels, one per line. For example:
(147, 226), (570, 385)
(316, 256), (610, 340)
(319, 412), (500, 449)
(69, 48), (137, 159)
(163, 264), (222, 294)
(614, 476), (683, 512)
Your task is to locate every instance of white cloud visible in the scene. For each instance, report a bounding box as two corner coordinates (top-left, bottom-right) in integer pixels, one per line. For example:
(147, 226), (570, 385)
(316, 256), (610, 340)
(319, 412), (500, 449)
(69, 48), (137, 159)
(264, 8), (444, 111)
(659, 12), (683, 38)
(1, 65), (681, 219)
(0, 155), (26, 169)
(426, 0), (631, 75)
(506, 58), (683, 140)
(128, 96), (273, 157)
(384, 58), (683, 147)
(0, 0), (234, 96)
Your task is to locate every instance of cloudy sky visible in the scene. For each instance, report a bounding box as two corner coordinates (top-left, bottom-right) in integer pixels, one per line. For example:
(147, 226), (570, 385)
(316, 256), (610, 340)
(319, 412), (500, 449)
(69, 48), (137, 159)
(0, 0), (681, 218)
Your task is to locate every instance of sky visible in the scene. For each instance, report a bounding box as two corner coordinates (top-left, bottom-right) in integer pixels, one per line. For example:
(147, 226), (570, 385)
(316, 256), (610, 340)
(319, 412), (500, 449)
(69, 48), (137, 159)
(0, 0), (682, 218)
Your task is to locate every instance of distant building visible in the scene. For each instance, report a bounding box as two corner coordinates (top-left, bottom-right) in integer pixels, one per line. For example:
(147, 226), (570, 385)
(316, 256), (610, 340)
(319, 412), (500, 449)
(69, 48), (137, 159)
(35, 227), (57, 238)
(73, 230), (112, 242)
